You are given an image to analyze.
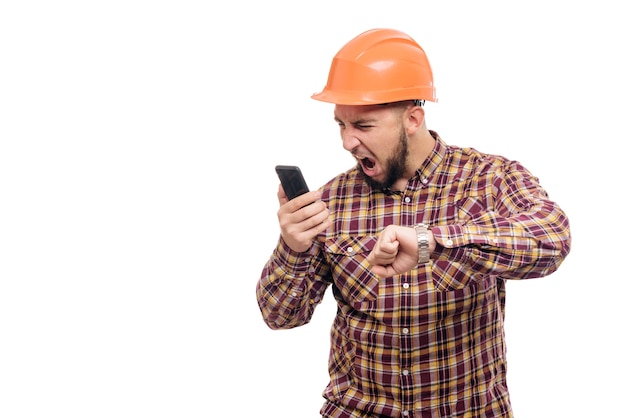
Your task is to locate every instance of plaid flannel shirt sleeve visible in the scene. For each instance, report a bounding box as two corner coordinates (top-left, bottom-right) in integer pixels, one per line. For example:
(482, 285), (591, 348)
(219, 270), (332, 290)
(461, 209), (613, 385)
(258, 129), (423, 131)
(430, 160), (571, 280)
(256, 236), (331, 330)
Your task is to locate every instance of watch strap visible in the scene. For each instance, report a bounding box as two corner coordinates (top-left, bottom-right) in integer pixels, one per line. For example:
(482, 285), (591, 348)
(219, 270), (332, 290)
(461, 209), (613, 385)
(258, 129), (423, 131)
(414, 223), (430, 264)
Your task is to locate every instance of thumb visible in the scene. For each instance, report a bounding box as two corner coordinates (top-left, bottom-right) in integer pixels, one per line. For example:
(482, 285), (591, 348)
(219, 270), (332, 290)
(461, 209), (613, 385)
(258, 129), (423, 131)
(370, 264), (396, 278)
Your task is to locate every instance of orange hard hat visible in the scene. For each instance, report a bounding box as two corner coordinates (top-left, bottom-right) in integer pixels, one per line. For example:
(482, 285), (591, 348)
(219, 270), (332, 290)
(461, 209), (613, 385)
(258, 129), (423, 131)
(311, 28), (437, 105)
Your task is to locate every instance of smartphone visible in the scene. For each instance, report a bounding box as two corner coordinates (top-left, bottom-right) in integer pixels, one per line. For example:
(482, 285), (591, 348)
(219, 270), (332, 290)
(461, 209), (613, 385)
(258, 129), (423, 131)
(275, 165), (309, 200)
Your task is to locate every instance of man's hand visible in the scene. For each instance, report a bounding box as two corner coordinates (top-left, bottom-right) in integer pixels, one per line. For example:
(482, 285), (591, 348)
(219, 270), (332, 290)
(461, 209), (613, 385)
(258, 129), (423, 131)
(277, 185), (329, 252)
(366, 225), (433, 277)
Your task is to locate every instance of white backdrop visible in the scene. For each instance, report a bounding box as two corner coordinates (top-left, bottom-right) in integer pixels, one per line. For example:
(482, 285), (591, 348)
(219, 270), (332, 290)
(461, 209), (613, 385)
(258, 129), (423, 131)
(1, 1), (623, 417)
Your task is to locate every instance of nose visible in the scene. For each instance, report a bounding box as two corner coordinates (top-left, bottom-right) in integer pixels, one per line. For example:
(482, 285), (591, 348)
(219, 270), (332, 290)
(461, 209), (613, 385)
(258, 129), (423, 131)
(341, 129), (360, 152)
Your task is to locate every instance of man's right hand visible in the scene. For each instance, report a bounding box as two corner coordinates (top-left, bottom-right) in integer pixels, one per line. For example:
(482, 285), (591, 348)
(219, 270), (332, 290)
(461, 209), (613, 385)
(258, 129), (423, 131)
(277, 184), (330, 252)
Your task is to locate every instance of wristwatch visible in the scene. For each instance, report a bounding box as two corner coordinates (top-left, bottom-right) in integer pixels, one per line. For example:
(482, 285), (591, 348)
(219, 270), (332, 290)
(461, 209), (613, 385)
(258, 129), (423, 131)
(414, 223), (430, 264)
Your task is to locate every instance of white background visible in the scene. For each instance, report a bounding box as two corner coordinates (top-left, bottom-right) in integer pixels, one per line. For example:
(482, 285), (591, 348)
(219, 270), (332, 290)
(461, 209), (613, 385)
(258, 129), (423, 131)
(1, 1), (624, 417)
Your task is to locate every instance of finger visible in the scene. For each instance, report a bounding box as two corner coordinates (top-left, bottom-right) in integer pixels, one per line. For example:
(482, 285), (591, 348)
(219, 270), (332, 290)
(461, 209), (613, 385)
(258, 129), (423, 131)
(291, 190), (321, 209)
(376, 240), (399, 258)
(277, 184), (289, 205)
(370, 265), (397, 277)
(366, 250), (397, 267)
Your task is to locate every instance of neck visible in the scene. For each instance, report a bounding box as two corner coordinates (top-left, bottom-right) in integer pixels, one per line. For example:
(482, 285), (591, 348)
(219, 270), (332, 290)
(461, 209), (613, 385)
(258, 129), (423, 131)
(388, 131), (436, 191)
(407, 129), (436, 175)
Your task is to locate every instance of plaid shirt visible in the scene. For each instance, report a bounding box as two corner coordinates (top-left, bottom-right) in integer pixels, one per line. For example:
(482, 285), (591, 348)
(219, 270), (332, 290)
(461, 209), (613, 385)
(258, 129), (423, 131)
(257, 132), (571, 417)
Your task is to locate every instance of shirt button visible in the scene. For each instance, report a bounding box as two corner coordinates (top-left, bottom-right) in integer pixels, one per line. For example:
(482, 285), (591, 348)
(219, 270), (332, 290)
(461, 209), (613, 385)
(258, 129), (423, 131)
(403, 411), (410, 417)
(404, 196), (411, 203)
(402, 369), (409, 376)
(402, 328), (409, 334)
(402, 283), (409, 289)
(347, 247), (353, 253)
(291, 292), (297, 297)
(446, 239), (453, 246)
(421, 177), (428, 184)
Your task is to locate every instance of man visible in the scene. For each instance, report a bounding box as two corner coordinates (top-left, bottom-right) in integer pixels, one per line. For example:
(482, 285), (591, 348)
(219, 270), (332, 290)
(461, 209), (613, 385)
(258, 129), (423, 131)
(256, 28), (571, 417)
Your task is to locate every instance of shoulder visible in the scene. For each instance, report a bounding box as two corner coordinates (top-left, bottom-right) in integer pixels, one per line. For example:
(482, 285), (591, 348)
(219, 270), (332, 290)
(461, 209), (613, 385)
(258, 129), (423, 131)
(320, 166), (365, 198)
(444, 143), (529, 173)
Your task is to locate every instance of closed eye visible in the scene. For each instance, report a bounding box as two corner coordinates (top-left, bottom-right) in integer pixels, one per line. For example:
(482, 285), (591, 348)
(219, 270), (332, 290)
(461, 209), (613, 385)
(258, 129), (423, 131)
(334, 118), (375, 131)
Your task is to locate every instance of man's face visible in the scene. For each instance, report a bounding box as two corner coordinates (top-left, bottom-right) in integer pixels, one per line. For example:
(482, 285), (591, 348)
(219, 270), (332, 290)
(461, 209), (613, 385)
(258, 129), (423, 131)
(334, 104), (409, 190)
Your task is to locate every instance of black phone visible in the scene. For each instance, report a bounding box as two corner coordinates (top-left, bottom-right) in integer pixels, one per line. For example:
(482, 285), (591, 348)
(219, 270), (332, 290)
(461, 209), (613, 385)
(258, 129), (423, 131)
(275, 165), (309, 200)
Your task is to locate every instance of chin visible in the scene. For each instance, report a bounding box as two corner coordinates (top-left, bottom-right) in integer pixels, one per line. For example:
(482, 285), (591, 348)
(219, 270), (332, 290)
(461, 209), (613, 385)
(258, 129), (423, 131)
(359, 168), (390, 191)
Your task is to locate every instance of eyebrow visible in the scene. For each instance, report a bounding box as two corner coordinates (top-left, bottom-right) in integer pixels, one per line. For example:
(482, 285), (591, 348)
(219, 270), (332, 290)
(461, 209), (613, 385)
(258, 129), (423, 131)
(334, 116), (378, 125)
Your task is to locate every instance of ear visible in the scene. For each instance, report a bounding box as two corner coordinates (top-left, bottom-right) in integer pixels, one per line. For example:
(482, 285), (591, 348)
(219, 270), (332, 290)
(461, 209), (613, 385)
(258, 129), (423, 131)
(405, 105), (425, 135)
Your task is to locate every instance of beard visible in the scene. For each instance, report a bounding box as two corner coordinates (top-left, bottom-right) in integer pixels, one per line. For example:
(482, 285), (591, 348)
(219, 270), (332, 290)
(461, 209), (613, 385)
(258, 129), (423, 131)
(357, 129), (409, 191)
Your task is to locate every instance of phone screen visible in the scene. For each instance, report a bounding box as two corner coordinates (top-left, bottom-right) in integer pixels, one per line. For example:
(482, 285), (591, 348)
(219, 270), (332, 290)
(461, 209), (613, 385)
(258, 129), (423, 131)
(275, 165), (309, 200)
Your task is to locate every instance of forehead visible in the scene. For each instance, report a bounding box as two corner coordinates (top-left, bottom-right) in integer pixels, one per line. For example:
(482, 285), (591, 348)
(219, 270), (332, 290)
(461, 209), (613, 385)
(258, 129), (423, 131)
(333, 104), (394, 122)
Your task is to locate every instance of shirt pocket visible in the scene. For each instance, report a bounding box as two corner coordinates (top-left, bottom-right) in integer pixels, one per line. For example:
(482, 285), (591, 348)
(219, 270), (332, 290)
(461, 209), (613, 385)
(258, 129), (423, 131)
(325, 235), (379, 304)
(427, 196), (485, 292)
(430, 260), (476, 292)
(456, 195), (487, 221)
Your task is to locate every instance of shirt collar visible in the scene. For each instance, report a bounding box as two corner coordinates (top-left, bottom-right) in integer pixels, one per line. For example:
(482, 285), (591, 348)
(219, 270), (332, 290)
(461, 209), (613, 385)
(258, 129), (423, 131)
(412, 130), (446, 185)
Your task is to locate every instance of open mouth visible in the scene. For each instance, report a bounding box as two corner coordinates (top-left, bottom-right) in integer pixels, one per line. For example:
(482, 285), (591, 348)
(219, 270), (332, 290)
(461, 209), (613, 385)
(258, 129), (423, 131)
(357, 156), (377, 176)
